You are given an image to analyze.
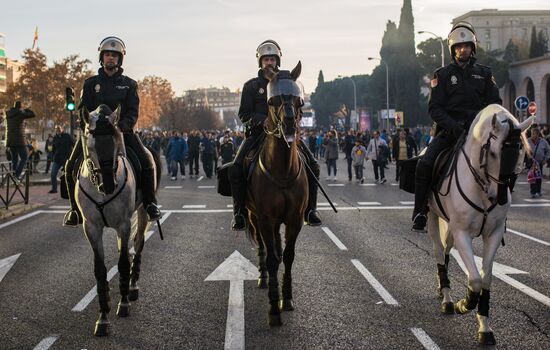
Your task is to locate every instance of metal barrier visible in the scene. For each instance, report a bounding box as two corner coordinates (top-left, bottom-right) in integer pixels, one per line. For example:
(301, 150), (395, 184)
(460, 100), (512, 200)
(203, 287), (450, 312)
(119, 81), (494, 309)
(0, 161), (30, 210)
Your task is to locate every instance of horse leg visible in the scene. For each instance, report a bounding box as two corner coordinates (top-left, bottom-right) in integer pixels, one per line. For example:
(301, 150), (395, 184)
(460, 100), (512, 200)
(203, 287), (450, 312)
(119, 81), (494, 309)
(116, 220), (132, 317)
(252, 216), (268, 289)
(280, 222), (300, 312)
(85, 223), (111, 336)
(452, 231), (481, 315)
(259, 223), (282, 327)
(476, 228), (503, 346)
(428, 214), (454, 314)
(129, 208), (148, 301)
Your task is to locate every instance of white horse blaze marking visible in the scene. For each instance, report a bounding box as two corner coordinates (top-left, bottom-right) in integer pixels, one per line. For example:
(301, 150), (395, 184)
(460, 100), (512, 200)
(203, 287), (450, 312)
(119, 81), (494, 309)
(205, 251), (257, 350)
(72, 214), (172, 312)
(410, 328), (440, 350)
(507, 228), (550, 246)
(351, 259), (399, 306)
(182, 205), (207, 209)
(321, 227), (348, 251)
(357, 202), (381, 206)
(32, 335), (59, 350)
(450, 249), (550, 308)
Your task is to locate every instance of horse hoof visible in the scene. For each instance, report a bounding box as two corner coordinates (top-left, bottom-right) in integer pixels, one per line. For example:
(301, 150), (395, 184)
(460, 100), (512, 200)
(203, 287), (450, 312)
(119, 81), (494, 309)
(257, 278), (268, 289)
(129, 288), (139, 302)
(478, 331), (496, 346)
(279, 299), (295, 311)
(268, 313), (283, 327)
(440, 302), (454, 315)
(116, 302), (130, 317)
(454, 301), (472, 315)
(94, 320), (110, 337)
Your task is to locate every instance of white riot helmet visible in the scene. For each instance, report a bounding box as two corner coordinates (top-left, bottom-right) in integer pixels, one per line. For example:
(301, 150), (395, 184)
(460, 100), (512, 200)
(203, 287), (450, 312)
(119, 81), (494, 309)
(98, 36), (126, 67)
(448, 22), (477, 60)
(256, 40), (282, 68)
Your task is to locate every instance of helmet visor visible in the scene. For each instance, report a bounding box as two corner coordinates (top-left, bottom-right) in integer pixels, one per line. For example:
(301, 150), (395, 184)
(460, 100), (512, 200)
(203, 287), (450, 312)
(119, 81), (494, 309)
(267, 79), (304, 101)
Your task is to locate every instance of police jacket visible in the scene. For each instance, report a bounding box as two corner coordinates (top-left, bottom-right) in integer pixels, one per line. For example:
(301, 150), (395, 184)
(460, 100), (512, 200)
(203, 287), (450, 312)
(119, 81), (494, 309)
(428, 58), (502, 133)
(79, 67), (139, 132)
(5, 107), (35, 146)
(238, 69), (269, 134)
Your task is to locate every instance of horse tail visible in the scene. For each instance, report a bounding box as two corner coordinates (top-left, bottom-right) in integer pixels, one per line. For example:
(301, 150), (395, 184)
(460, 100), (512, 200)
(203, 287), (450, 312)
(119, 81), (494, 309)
(146, 145), (162, 193)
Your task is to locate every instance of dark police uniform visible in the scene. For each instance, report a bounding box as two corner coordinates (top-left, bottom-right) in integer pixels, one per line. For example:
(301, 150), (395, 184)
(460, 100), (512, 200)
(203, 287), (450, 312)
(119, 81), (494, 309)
(413, 58), (502, 220)
(64, 67), (159, 223)
(228, 69), (321, 229)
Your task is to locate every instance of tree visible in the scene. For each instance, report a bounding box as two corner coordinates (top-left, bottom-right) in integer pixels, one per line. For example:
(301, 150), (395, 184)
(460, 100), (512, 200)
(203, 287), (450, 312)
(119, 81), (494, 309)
(317, 70), (324, 86)
(503, 39), (520, 63)
(417, 38), (450, 77)
(476, 47), (509, 87)
(137, 76), (174, 129)
(537, 29), (548, 57)
(529, 26), (546, 58)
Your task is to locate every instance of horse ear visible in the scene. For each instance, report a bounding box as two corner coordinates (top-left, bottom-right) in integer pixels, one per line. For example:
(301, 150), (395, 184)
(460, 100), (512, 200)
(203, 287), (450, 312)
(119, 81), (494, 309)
(291, 61), (302, 81)
(112, 105), (121, 125)
(263, 67), (277, 81)
(518, 115), (536, 132)
(81, 107), (89, 125)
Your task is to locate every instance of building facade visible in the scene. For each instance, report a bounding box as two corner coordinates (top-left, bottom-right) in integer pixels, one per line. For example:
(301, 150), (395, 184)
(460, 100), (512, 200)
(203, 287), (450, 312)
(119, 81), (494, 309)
(183, 87), (241, 111)
(452, 9), (550, 52)
(0, 33), (7, 93)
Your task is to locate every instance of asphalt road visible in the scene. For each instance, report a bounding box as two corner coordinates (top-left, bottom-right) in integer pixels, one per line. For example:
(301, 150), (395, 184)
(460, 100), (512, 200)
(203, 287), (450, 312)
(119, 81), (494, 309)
(0, 156), (549, 349)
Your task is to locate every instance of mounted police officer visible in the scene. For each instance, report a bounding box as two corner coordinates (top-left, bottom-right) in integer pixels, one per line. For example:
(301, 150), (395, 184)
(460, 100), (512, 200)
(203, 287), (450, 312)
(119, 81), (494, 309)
(63, 36), (161, 226)
(411, 22), (502, 231)
(229, 39), (322, 230)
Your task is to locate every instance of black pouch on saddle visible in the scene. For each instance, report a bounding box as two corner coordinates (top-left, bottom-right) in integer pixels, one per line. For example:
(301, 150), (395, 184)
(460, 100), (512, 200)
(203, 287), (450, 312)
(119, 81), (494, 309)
(217, 162), (233, 197)
(399, 156), (421, 194)
(60, 173), (69, 199)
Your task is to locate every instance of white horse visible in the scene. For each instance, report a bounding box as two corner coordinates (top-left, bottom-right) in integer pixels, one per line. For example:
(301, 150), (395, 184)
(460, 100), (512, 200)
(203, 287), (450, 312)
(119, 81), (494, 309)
(76, 105), (160, 336)
(427, 104), (534, 346)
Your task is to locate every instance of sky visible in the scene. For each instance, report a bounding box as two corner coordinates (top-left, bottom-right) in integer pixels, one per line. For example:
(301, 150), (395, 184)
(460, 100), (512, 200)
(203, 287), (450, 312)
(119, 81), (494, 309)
(2, 0), (550, 94)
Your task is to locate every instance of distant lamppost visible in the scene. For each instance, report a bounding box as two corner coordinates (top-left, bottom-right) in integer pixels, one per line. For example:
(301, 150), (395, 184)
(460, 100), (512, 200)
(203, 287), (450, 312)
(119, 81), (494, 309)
(367, 57), (389, 131)
(338, 75), (357, 129)
(418, 30), (445, 67)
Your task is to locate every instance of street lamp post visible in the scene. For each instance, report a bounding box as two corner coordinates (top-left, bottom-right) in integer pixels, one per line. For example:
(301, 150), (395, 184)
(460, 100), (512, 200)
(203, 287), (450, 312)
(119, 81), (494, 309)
(338, 75), (357, 129)
(418, 30), (445, 67)
(368, 57), (389, 132)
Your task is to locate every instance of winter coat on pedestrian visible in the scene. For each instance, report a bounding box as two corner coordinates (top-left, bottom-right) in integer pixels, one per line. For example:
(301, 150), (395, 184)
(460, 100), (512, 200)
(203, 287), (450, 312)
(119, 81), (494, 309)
(5, 107), (35, 146)
(366, 138), (387, 161)
(52, 132), (74, 164)
(351, 145), (367, 166)
(166, 136), (188, 161)
(324, 137), (339, 160)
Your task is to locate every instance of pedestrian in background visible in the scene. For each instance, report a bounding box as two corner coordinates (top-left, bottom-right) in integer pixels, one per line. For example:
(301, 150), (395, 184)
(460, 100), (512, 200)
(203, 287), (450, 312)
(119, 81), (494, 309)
(5, 100), (35, 179)
(188, 129), (201, 178)
(166, 130), (188, 180)
(49, 125), (73, 193)
(527, 128), (550, 198)
(392, 130), (414, 183)
(351, 139), (367, 183)
(324, 131), (338, 181)
(344, 129), (356, 181)
(29, 138), (42, 174)
(220, 135), (235, 164)
(44, 134), (54, 174)
(366, 130), (388, 184)
(201, 132), (215, 178)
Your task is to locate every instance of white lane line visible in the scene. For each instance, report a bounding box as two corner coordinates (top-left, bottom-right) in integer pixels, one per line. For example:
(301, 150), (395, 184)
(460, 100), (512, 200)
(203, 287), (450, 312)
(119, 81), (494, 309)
(198, 186), (215, 189)
(49, 205), (70, 209)
(226, 204), (233, 208)
(391, 183), (398, 186)
(165, 186), (182, 189)
(523, 198), (550, 203)
(321, 227), (348, 251)
(400, 201), (414, 205)
(197, 176), (204, 181)
(517, 181), (529, 185)
(510, 203), (550, 207)
(182, 205), (207, 209)
(319, 202), (338, 206)
(410, 328), (440, 350)
(360, 183), (377, 187)
(0, 210), (43, 230)
(327, 183), (344, 187)
(33, 335), (60, 350)
(72, 213), (172, 312)
(351, 259), (399, 306)
(507, 228), (550, 246)
(357, 202), (381, 206)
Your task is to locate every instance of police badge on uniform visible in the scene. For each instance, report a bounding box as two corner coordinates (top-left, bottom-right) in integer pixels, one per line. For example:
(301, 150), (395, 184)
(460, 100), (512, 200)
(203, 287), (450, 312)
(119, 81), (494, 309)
(451, 75), (458, 85)
(95, 84), (101, 93)
(259, 88), (265, 94)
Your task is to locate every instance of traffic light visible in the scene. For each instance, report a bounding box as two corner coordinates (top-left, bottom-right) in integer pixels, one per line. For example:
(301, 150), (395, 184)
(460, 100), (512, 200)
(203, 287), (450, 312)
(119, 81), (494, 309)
(65, 87), (75, 111)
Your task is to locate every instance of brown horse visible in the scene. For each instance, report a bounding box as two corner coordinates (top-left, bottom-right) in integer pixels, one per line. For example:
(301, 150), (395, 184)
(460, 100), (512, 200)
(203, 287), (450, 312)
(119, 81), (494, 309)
(245, 62), (308, 326)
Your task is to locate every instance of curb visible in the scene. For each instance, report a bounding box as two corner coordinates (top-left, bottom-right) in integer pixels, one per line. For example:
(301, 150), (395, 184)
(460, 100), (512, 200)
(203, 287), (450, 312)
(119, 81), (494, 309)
(0, 202), (44, 222)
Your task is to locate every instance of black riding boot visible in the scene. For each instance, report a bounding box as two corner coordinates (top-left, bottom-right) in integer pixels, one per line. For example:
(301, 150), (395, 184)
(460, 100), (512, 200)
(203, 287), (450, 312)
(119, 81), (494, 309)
(412, 161), (431, 231)
(63, 165), (83, 227)
(305, 170), (322, 226)
(229, 169), (247, 231)
(142, 168), (161, 222)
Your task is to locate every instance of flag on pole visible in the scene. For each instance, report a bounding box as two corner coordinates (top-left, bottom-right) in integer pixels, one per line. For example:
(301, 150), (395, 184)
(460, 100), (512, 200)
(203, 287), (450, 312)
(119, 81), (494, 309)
(32, 26), (38, 50)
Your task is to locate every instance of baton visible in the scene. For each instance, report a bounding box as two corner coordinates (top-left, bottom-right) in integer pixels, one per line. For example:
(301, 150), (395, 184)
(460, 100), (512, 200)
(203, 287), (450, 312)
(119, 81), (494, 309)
(156, 219), (164, 240)
(302, 160), (338, 213)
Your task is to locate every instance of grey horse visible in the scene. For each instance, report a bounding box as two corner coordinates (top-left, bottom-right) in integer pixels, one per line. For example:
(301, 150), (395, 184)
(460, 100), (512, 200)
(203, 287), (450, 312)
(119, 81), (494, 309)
(76, 105), (161, 336)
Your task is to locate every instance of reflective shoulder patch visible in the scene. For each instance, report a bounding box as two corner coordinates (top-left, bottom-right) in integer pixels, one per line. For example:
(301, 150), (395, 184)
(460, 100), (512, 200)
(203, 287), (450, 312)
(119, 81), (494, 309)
(430, 78), (438, 88)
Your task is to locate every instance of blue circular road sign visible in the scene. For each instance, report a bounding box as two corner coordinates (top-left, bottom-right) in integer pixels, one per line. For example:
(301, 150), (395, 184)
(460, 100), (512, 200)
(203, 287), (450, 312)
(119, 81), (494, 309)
(514, 96), (529, 111)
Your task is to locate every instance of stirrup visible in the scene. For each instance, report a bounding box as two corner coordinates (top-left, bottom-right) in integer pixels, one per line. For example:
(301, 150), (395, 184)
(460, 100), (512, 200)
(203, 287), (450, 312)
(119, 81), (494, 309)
(146, 203), (162, 222)
(231, 213), (247, 231)
(63, 210), (82, 227)
(305, 210), (322, 226)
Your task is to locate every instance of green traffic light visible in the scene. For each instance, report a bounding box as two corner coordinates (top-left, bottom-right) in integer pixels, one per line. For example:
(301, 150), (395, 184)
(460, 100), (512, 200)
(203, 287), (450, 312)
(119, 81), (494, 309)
(67, 103), (75, 111)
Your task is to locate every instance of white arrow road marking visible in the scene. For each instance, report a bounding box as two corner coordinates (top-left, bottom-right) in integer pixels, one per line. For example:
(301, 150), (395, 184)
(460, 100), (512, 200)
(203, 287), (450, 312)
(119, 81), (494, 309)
(321, 227), (348, 251)
(451, 249), (550, 307)
(32, 335), (59, 350)
(410, 328), (440, 350)
(205, 250), (257, 350)
(72, 213), (172, 312)
(0, 253), (21, 283)
(351, 259), (399, 306)
(507, 228), (550, 246)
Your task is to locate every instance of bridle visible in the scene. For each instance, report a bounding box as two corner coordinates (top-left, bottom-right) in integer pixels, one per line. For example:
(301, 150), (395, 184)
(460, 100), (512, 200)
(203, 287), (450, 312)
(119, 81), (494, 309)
(263, 96), (299, 149)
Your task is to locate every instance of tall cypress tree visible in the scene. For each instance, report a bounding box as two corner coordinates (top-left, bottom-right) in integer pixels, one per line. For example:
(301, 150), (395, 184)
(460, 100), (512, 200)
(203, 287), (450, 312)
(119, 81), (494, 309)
(317, 70), (324, 86)
(529, 26), (539, 58)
